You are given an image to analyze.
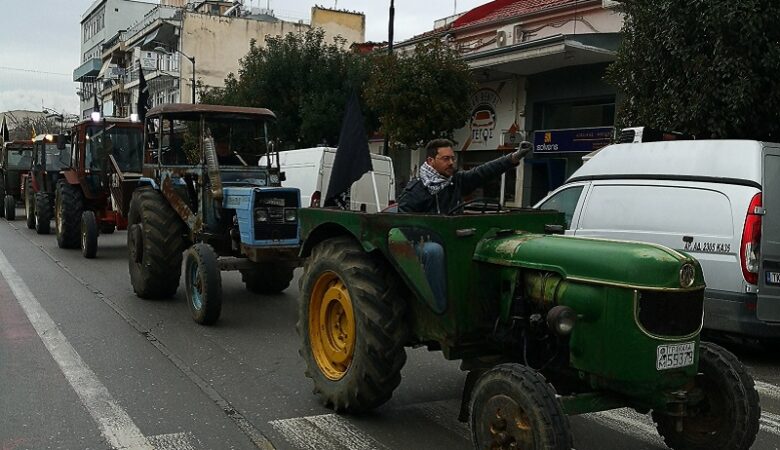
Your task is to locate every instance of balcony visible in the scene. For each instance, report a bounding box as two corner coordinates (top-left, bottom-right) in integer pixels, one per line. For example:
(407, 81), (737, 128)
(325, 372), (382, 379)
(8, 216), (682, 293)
(73, 58), (102, 82)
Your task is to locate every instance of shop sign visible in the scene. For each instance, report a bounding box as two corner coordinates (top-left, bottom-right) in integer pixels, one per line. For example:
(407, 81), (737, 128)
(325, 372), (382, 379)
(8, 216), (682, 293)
(533, 127), (615, 153)
(454, 81), (517, 151)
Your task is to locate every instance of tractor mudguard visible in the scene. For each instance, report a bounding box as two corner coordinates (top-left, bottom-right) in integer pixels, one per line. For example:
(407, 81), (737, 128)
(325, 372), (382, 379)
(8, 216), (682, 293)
(62, 169), (80, 185)
(136, 177), (159, 190)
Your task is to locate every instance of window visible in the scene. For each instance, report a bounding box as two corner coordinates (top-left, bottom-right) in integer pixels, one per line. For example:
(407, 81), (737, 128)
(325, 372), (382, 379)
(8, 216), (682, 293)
(538, 185), (584, 229)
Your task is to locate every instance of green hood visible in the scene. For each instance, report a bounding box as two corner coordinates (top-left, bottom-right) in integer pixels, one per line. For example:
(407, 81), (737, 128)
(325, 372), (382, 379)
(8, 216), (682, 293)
(474, 232), (705, 290)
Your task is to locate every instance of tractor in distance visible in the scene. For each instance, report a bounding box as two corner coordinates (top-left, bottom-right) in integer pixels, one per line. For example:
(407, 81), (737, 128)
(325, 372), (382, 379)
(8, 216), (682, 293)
(22, 133), (71, 234)
(295, 201), (760, 449)
(54, 116), (144, 258)
(0, 139), (33, 220)
(128, 104), (301, 325)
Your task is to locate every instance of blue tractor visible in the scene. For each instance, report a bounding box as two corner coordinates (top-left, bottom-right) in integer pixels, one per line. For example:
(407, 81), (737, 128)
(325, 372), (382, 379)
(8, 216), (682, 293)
(127, 104), (300, 325)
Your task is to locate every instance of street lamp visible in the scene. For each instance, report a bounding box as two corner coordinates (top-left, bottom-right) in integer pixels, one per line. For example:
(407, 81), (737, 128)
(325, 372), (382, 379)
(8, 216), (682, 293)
(43, 107), (79, 134)
(154, 44), (196, 104)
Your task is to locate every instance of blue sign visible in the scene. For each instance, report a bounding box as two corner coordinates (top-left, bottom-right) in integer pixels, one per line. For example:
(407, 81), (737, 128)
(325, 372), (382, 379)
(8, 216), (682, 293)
(533, 127), (615, 153)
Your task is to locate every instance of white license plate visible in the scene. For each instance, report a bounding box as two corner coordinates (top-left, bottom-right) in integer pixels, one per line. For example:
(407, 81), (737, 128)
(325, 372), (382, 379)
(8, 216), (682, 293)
(766, 271), (780, 285)
(656, 342), (695, 371)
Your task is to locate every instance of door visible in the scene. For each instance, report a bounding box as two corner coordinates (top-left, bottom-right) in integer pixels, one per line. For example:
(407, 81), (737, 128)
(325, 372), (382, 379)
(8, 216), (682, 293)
(757, 146), (780, 322)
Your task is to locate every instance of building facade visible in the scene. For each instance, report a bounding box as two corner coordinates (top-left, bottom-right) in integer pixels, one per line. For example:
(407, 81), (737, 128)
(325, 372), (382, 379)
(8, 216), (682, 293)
(74, 0), (158, 118)
(89, 1), (366, 120)
(396, 0), (623, 206)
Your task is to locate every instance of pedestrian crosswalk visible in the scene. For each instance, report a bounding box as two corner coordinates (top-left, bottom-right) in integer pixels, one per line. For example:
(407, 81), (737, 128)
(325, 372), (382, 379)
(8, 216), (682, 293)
(270, 379), (780, 450)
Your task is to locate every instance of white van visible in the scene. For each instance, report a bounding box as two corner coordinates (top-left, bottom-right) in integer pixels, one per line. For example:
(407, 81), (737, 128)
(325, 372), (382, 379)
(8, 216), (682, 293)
(535, 139), (780, 341)
(266, 147), (395, 213)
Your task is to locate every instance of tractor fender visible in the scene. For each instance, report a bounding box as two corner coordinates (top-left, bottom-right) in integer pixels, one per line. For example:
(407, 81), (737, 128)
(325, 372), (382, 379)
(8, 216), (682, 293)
(300, 222), (373, 258)
(136, 177), (159, 190)
(61, 169), (80, 185)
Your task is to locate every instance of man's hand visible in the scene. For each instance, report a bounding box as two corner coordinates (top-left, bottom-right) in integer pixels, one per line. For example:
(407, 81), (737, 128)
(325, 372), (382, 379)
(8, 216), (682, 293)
(509, 141), (533, 164)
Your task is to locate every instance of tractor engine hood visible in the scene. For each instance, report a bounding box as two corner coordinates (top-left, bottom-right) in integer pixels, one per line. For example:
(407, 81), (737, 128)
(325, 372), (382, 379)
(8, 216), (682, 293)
(473, 232), (705, 291)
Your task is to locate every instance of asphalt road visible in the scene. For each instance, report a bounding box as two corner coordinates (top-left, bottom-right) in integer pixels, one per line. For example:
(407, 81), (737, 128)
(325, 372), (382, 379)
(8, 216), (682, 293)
(1, 207), (779, 450)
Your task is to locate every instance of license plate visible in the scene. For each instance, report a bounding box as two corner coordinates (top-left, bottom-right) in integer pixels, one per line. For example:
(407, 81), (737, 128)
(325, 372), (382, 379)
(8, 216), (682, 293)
(766, 271), (780, 285)
(656, 342), (695, 371)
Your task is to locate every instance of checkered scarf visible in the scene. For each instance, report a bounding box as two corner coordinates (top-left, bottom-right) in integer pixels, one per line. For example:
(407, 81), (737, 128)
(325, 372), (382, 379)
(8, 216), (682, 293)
(419, 161), (452, 195)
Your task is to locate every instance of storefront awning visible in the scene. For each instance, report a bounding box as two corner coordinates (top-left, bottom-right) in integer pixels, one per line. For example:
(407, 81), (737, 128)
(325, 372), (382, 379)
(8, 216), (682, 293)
(464, 33), (621, 78)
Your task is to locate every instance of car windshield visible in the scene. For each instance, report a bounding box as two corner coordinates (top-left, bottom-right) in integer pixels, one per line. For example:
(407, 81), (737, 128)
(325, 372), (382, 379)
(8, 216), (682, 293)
(87, 125), (144, 172)
(7, 149), (32, 169)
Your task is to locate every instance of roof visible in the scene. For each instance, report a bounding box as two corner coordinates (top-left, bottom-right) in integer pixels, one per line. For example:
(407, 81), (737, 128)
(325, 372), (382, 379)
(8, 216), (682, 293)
(146, 104), (277, 120)
(452, 0), (582, 29)
(569, 140), (766, 187)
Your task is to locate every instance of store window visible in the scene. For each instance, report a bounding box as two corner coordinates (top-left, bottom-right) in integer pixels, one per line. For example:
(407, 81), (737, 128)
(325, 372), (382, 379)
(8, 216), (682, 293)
(534, 97), (615, 130)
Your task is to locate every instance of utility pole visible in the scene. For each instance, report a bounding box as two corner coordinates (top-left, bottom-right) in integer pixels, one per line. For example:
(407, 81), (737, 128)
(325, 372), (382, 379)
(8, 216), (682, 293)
(382, 0), (395, 157)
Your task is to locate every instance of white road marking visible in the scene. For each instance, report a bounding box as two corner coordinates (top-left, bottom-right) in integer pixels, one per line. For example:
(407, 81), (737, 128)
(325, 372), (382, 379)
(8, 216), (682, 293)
(270, 413), (389, 450)
(0, 249), (194, 450)
(756, 380), (780, 401)
(760, 411), (780, 437)
(147, 432), (198, 450)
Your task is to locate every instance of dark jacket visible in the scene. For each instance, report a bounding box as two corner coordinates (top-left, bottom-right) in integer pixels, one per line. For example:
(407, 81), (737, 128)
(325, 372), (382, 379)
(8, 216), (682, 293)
(398, 155), (516, 214)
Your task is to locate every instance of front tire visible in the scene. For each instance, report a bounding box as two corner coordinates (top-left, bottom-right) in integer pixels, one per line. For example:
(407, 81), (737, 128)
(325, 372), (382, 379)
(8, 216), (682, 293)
(184, 243), (222, 325)
(127, 187), (189, 299)
(24, 180), (35, 229)
(4, 194), (15, 220)
(241, 265), (294, 294)
(81, 211), (98, 259)
(297, 236), (408, 413)
(470, 363), (572, 450)
(653, 342), (760, 450)
(34, 192), (52, 234)
(55, 180), (83, 249)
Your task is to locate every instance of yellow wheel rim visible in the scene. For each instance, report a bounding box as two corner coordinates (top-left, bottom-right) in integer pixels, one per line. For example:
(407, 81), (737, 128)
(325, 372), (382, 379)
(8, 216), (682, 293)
(309, 271), (356, 381)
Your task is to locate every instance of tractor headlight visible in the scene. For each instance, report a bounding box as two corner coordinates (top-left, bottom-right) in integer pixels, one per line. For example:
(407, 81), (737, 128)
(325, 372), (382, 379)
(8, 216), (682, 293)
(284, 208), (297, 222)
(255, 208), (269, 222)
(546, 305), (577, 336)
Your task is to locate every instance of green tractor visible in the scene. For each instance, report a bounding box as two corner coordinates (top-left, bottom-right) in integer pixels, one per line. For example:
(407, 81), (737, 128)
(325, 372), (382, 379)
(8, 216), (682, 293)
(0, 139), (33, 220)
(296, 207), (760, 449)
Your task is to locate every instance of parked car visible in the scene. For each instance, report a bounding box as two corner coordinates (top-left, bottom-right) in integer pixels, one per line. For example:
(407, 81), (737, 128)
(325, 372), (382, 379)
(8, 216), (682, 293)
(262, 147), (395, 213)
(535, 139), (780, 342)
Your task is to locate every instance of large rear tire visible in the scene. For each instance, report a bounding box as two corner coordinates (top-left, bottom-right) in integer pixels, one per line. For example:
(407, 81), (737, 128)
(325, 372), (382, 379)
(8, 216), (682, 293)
(55, 180), (84, 249)
(127, 187), (189, 299)
(653, 342), (760, 450)
(24, 179), (35, 229)
(0, 183), (5, 218)
(34, 192), (52, 234)
(184, 243), (222, 325)
(4, 195), (15, 220)
(470, 363), (572, 450)
(241, 265), (294, 294)
(297, 236), (408, 413)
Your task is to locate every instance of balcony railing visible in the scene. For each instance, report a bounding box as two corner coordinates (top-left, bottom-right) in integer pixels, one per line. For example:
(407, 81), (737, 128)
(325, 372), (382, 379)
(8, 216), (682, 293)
(125, 5), (182, 41)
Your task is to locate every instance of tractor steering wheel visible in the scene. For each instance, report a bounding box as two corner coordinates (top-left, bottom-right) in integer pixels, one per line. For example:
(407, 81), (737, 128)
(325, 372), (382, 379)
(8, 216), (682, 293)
(447, 197), (504, 215)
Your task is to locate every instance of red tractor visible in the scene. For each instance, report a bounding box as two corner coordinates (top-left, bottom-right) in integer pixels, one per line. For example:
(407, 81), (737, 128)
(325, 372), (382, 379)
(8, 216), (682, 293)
(55, 117), (144, 258)
(0, 139), (33, 220)
(22, 133), (71, 233)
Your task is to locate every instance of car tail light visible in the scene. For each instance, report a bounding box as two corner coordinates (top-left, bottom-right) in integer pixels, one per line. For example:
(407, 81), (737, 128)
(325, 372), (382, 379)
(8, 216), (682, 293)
(310, 191), (321, 207)
(740, 193), (762, 285)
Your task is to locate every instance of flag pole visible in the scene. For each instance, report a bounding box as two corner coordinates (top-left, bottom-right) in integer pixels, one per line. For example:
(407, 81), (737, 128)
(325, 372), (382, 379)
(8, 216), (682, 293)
(370, 170), (381, 212)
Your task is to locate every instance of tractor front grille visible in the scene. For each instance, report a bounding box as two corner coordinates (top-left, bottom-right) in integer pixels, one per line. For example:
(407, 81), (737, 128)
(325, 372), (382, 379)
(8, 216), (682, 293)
(254, 190), (299, 241)
(635, 289), (704, 337)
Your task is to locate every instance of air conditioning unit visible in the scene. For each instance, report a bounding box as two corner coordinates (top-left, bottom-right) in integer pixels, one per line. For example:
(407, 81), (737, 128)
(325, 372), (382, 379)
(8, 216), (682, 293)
(496, 30), (507, 47)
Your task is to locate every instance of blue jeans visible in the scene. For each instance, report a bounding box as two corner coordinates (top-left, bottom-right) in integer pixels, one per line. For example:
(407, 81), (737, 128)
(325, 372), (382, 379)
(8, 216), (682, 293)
(415, 241), (447, 314)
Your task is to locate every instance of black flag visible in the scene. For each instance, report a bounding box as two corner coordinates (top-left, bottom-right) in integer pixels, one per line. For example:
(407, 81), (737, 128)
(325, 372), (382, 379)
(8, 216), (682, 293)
(1, 116), (9, 142)
(93, 90), (100, 115)
(324, 92), (373, 207)
(137, 62), (150, 121)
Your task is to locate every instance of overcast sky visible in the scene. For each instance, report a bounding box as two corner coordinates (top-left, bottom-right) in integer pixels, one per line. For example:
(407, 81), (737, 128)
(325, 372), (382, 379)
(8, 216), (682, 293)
(0, 0), (487, 116)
